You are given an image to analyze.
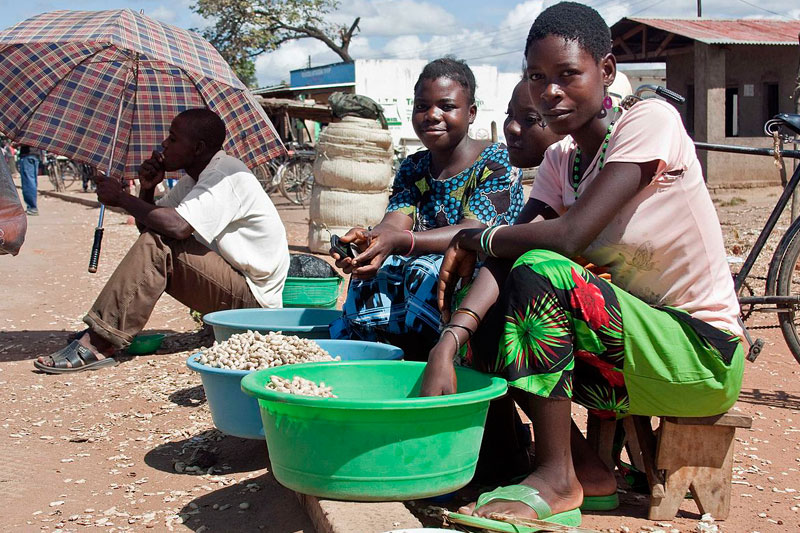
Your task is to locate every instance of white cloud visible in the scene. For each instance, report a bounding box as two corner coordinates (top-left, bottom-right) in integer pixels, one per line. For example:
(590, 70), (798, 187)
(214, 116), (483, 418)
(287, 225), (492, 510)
(149, 6), (176, 24)
(329, 0), (458, 37)
(248, 0), (800, 87)
(500, 1), (543, 30)
(254, 36), (381, 86)
(382, 35), (426, 59)
(178, 0), (209, 28)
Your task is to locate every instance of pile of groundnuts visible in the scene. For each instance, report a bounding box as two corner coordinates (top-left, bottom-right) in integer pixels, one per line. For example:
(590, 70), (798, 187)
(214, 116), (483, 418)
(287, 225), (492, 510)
(266, 375), (337, 398)
(196, 330), (338, 371)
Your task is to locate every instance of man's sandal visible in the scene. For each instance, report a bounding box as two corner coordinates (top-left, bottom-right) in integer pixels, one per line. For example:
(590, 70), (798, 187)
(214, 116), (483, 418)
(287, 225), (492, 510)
(33, 340), (118, 374)
(580, 492), (620, 511)
(66, 328), (90, 344)
(447, 484), (582, 532)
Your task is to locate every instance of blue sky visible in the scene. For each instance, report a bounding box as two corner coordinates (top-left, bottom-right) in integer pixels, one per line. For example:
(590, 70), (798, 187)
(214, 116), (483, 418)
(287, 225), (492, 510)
(1, 0), (797, 86)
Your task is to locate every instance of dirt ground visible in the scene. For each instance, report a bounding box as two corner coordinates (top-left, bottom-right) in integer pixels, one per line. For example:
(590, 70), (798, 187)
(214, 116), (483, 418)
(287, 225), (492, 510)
(2, 180), (800, 533)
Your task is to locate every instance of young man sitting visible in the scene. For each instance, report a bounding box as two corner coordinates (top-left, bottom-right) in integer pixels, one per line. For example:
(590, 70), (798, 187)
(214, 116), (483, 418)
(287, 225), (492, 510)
(35, 109), (289, 373)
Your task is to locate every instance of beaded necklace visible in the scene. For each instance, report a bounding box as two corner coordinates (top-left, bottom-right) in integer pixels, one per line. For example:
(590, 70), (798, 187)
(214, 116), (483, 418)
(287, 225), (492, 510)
(570, 106), (620, 200)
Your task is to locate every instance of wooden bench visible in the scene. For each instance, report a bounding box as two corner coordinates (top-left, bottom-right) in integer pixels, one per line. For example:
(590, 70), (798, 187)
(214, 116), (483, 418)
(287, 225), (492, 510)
(586, 412), (752, 520)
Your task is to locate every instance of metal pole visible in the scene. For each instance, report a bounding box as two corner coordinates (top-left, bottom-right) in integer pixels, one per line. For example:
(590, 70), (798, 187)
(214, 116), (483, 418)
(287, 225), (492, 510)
(88, 58), (135, 273)
(697, 0), (702, 17)
(791, 33), (800, 222)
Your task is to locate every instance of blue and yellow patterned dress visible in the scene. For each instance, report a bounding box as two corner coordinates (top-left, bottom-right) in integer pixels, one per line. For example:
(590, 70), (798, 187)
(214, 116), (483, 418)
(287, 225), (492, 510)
(329, 143), (524, 357)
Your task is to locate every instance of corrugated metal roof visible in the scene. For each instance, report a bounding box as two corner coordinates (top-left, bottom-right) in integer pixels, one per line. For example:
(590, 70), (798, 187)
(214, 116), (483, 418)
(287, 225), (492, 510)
(628, 18), (800, 45)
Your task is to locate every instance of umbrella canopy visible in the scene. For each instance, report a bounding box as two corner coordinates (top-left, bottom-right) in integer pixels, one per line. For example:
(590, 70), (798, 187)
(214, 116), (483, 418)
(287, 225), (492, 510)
(0, 9), (284, 179)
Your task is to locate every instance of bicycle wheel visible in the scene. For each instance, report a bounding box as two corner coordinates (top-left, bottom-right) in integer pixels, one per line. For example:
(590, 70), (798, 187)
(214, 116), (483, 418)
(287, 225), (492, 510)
(774, 221), (800, 362)
(59, 160), (80, 190)
(46, 160), (63, 192)
(253, 161), (278, 194)
(278, 158), (314, 206)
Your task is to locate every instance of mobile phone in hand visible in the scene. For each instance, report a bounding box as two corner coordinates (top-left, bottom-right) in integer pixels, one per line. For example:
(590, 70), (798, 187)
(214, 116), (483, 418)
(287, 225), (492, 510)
(330, 234), (357, 259)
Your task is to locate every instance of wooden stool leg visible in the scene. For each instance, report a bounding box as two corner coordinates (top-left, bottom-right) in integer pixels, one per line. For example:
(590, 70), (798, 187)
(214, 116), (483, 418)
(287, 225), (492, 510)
(651, 418), (737, 520)
(586, 413), (618, 470)
(621, 416), (649, 476)
(649, 467), (693, 520)
(689, 433), (735, 518)
(625, 416), (666, 499)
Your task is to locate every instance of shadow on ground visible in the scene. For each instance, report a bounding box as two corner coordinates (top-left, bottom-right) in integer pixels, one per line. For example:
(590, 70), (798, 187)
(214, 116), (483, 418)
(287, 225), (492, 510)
(0, 328), (210, 364)
(288, 244), (312, 254)
(738, 388), (800, 410)
(0, 329), (79, 362)
(144, 430), (269, 475)
(169, 384), (207, 407)
(178, 471), (315, 532)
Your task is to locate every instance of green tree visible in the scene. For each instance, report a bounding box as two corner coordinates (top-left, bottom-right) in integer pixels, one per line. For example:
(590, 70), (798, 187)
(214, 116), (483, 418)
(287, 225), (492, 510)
(192, 0), (360, 87)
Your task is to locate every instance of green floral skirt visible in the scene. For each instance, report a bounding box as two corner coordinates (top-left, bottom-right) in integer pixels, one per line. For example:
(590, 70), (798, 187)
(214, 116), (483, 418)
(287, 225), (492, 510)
(465, 250), (744, 418)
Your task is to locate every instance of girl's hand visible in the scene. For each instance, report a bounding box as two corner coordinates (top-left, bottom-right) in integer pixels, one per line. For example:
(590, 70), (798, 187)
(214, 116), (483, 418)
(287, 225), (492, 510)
(573, 256), (612, 281)
(350, 226), (407, 279)
(331, 227), (370, 274)
(438, 230), (479, 323)
(420, 341), (458, 397)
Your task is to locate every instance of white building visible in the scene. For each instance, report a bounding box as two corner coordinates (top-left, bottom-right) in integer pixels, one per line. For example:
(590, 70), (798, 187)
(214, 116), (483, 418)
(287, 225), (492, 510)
(284, 58), (632, 154)
(286, 59), (519, 154)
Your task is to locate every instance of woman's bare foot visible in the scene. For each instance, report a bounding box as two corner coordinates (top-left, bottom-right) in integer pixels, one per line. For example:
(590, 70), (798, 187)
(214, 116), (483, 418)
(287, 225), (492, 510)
(575, 456), (617, 497)
(570, 421), (618, 497)
(459, 465), (584, 520)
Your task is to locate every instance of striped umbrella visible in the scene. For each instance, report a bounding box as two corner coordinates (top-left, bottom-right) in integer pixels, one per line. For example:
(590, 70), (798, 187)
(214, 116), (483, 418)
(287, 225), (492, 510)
(0, 9), (284, 271)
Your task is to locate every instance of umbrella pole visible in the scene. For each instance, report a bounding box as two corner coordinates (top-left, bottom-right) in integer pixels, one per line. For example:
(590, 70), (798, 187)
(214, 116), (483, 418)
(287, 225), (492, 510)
(88, 81), (128, 274)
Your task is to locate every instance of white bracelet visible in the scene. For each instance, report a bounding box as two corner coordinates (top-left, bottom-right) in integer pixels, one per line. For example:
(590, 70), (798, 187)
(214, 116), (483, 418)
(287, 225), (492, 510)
(441, 327), (461, 353)
(487, 226), (501, 257)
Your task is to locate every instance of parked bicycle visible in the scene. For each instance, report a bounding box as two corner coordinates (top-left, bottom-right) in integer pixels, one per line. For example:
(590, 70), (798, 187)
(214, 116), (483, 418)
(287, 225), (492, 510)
(628, 85), (800, 363)
(43, 152), (81, 192)
(254, 142), (315, 206)
(276, 144), (315, 206)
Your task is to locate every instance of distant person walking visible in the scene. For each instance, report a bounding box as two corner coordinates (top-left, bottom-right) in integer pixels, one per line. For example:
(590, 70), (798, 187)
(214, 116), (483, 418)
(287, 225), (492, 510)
(18, 144), (40, 215)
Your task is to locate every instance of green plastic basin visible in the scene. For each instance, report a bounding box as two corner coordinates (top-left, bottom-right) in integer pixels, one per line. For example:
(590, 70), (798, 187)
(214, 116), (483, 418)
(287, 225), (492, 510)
(241, 360), (507, 501)
(126, 333), (166, 355)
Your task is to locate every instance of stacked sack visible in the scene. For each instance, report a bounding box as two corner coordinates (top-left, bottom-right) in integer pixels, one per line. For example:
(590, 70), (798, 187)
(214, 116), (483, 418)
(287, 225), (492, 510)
(308, 116), (394, 253)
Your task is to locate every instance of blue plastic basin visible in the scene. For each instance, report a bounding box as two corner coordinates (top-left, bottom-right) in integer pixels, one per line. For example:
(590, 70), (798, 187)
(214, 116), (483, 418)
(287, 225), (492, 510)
(187, 339), (403, 439)
(202, 308), (342, 342)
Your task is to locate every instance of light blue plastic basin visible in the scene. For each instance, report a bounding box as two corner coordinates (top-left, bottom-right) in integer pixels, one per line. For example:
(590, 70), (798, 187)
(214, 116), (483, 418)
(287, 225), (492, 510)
(187, 339), (403, 439)
(202, 308), (343, 342)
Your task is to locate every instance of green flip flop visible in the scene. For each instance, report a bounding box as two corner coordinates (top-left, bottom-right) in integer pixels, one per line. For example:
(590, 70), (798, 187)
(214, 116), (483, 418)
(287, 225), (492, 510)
(580, 492), (620, 511)
(448, 484), (581, 532)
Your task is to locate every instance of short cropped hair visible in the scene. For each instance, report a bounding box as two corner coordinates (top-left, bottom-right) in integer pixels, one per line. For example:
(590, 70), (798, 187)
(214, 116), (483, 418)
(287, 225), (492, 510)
(177, 108), (226, 152)
(524, 2), (612, 63)
(414, 57), (477, 104)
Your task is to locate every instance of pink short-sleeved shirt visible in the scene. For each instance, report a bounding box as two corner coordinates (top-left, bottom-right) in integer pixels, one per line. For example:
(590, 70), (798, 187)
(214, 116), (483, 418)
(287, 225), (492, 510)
(531, 99), (741, 336)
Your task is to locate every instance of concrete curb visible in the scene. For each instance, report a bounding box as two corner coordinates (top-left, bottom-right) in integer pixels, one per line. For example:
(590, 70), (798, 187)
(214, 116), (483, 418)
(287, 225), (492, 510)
(39, 188), (105, 209)
(297, 493), (423, 533)
(19, 184), (127, 214)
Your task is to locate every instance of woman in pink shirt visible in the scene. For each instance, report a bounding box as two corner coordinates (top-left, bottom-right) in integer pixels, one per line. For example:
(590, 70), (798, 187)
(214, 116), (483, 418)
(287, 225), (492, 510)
(420, 1), (744, 529)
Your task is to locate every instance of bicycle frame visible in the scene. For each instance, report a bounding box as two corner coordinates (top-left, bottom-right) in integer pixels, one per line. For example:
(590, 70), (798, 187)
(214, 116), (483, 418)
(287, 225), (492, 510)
(694, 142), (800, 305)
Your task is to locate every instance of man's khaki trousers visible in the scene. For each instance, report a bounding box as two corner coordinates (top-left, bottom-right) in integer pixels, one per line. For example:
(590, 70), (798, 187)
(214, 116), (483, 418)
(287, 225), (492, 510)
(84, 231), (259, 348)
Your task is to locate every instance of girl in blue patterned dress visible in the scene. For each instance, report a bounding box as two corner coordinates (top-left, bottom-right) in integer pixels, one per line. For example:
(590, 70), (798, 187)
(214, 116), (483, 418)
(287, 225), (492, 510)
(329, 57), (524, 359)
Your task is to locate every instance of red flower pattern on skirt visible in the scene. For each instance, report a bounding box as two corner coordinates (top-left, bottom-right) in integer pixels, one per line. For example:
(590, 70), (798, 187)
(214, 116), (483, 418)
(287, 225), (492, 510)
(569, 268), (610, 329)
(575, 349), (625, 387)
